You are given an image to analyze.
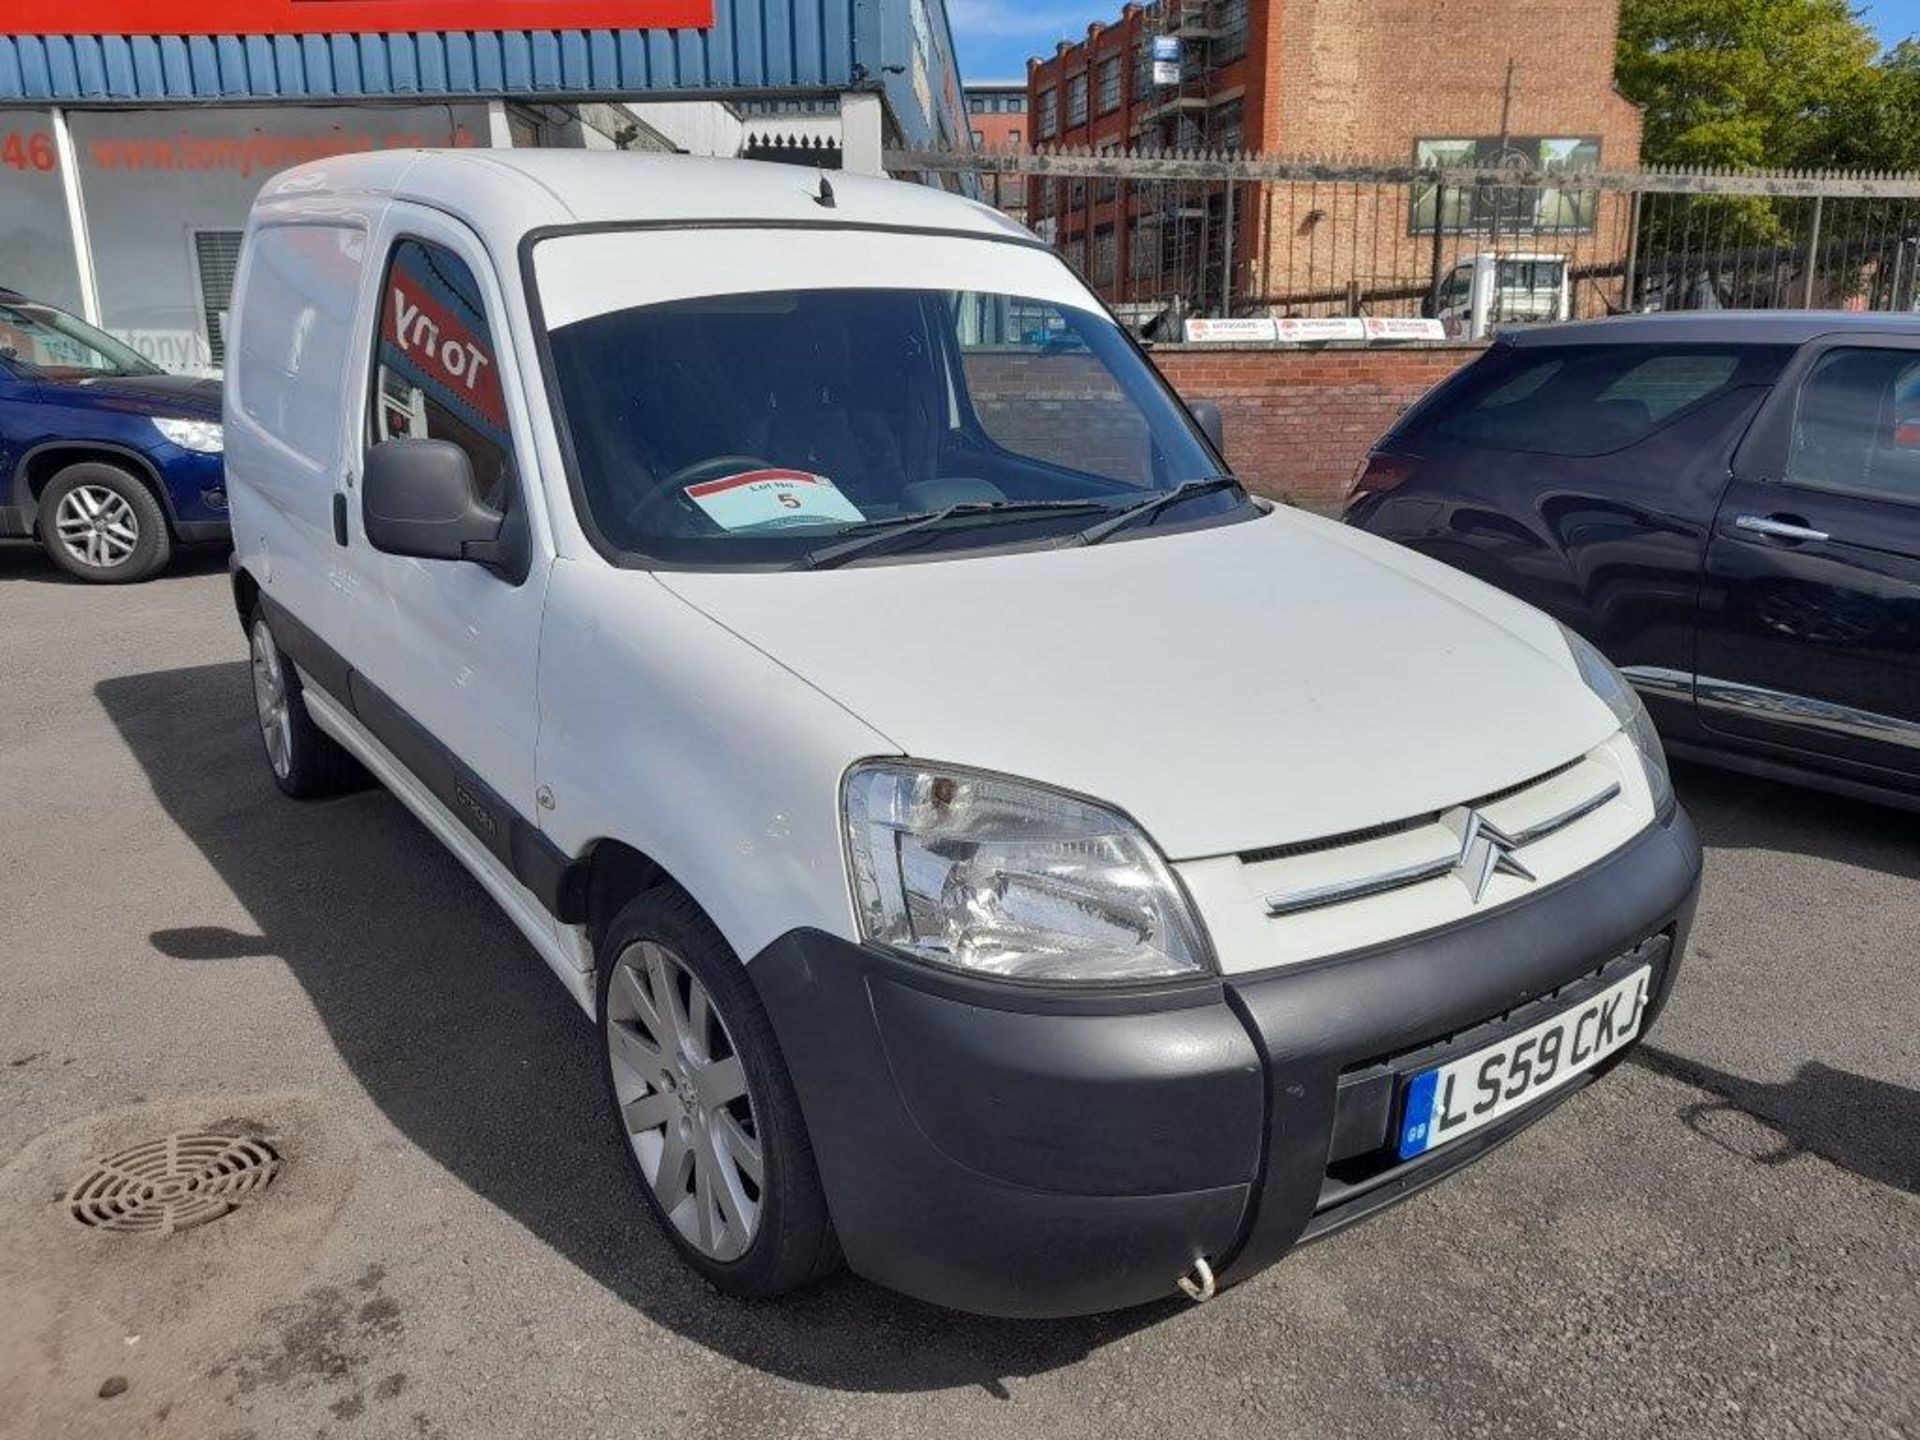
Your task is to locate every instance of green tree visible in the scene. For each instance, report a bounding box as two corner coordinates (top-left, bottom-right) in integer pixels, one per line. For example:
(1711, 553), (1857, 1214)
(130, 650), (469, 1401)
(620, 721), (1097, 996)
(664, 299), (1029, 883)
(1848, 37), (1920, 169)
(1616, 0), (1883, 170)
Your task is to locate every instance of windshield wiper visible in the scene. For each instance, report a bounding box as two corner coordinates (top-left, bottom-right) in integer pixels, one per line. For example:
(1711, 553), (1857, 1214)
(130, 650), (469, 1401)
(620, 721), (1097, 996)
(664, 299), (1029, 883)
(791, 499), (1108, 571)
(1067, 476), (1245, 547)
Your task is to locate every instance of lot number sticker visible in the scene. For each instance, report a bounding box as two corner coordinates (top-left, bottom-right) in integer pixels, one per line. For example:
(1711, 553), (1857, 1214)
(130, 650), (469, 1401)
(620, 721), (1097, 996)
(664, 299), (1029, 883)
(685, 469), (865, 530)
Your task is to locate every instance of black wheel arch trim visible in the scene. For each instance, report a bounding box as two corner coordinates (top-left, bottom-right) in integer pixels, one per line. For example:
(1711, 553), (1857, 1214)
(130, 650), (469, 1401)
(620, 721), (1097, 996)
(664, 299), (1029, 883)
(10, 440), (181, 529)
(256, 592), (588, 923)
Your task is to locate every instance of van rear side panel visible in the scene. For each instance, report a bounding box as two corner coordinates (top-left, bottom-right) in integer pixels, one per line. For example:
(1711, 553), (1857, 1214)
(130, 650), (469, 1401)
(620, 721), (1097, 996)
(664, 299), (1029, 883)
(225, 212), (381, 659)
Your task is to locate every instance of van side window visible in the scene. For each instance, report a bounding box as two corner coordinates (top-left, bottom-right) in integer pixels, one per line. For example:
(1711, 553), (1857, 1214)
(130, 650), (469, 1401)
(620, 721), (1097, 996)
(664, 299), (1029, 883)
(234, 223), (366, 470)
(369, 239), (515, 510)
(1784, 347), (1920, 504)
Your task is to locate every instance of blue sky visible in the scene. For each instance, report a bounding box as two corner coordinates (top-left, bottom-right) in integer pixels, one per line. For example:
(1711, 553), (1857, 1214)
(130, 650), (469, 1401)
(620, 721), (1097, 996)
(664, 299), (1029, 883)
(950, 0), (1920, 89)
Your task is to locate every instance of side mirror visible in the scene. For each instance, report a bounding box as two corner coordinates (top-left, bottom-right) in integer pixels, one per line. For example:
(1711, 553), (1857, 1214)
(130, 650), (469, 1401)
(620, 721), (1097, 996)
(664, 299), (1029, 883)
(1189, 398), (1226, 454)
(362, 438), (511, 570)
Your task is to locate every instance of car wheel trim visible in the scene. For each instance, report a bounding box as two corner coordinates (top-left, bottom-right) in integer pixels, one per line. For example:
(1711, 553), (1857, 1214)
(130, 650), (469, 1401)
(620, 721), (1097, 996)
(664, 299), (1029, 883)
(606, 940), (764, 1263)
(250, 621), (294, 780)
(53, 483), (139, 568)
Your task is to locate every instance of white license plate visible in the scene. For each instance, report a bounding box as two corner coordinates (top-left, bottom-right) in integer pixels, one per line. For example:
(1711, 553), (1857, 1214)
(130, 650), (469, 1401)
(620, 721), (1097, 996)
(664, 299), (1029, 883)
(1397, 966), (1652, 1160)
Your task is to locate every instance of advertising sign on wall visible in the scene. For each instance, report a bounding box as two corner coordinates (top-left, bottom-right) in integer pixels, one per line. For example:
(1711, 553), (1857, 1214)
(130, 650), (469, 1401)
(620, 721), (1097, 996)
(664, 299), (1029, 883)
(14, 0), (712, 35)
(1151, 35), (1181, 87)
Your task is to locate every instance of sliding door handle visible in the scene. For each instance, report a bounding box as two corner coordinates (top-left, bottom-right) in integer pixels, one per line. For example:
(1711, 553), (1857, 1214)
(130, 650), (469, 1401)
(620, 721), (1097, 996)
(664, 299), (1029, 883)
(1735, 514), (1829, 544)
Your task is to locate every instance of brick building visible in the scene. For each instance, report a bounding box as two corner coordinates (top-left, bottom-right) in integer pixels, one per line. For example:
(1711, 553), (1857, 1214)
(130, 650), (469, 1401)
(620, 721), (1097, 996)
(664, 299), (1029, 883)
(964, 81), (1030, 225)
(1026, 0), (1641, 315)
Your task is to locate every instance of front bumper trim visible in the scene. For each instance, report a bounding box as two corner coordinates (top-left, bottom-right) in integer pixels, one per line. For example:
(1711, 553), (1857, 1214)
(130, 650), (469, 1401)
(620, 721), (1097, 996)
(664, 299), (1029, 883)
(747, 805), (1702, 1317)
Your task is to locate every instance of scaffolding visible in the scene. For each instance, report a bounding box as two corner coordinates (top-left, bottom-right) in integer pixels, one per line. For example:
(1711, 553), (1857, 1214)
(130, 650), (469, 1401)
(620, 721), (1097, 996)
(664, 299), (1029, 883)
(1135, 0), (1232, 316)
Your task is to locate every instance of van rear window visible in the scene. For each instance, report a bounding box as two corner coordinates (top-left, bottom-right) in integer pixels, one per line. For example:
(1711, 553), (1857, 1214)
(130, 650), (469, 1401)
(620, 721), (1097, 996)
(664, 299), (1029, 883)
(1415, 343), (1790, 457)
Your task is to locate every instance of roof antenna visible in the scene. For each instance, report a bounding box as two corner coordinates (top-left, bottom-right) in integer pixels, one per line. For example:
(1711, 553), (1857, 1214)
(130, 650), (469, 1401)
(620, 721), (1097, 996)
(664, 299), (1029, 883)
(814, 172), (836, 208)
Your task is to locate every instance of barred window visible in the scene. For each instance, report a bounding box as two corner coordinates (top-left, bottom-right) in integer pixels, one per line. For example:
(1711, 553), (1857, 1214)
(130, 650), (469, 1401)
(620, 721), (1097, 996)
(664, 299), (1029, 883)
(1092, 225), (1116, 284)
(1065, 237), (1086, 274)
(1212, 98), (1243, 153)
(1215, 0), (1248, 63)
(1130, 220), (1157, 278)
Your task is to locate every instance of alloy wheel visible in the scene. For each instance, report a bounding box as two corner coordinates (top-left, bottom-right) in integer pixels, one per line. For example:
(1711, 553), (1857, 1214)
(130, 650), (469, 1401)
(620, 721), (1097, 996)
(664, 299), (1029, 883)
(53, 484), (140, 569)
(606, 941), (764, 1262)
(249, 621), (293, 780)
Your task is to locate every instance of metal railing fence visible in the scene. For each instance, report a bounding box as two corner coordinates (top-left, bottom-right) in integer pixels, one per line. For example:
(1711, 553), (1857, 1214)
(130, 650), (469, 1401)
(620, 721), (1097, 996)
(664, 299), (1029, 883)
(887, 147), (1920, 334)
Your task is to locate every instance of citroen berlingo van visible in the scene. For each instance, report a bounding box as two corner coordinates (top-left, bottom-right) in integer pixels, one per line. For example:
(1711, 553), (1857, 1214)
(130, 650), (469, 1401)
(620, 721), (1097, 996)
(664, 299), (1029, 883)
(224, 150), (1701, 1318)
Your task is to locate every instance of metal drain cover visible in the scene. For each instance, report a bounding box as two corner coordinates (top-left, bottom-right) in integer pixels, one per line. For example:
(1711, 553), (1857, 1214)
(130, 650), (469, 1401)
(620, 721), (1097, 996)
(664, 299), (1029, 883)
(66, 1133), (280, 1235)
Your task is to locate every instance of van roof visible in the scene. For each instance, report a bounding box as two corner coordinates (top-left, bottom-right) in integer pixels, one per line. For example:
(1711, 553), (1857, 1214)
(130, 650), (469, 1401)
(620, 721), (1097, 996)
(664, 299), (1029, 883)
(256, 148), (1032, 252)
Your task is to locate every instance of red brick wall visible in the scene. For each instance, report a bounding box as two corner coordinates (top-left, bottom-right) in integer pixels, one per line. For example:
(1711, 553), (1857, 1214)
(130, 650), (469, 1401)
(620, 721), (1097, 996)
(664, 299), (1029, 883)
(1151, 343), (1482, 506)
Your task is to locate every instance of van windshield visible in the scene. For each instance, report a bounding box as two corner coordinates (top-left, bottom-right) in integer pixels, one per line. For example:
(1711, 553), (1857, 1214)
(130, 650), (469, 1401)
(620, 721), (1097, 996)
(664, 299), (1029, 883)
(541, 286), (1238, 567)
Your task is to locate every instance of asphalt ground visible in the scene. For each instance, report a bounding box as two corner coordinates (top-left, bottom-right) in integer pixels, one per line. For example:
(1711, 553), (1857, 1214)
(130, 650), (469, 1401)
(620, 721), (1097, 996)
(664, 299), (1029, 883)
(2, 542), (1916, 1440)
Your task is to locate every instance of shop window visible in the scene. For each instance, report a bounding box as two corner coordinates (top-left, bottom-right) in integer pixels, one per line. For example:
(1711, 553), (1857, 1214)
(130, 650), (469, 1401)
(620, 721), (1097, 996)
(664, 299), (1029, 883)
(1098, 58), (1123, 115)
(0, 109), (84, 315)
(369, 237), (517, 513)
(70, 103), (485, 375)
(1068, 74), (1089, 128)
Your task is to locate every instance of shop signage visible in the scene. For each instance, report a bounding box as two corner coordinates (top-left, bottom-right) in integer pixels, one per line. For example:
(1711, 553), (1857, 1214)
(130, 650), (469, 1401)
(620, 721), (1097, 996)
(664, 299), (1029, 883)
(1183, 317), (1276, 343)
(383, 267), (509, 435)
(1361, 316), (1447, 341)
(1273, 316), (1366, 343)
(16, 0), (712, 37)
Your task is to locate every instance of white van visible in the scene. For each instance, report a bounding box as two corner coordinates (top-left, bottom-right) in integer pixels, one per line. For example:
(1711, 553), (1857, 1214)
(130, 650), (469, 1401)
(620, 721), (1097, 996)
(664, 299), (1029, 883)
(1434, 252), (1572, 339)
(224, 152), (1700, 1318)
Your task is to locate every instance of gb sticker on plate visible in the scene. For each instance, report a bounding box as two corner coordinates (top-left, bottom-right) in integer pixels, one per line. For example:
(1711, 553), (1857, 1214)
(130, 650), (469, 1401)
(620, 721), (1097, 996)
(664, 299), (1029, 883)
(684, 468), (864, 531)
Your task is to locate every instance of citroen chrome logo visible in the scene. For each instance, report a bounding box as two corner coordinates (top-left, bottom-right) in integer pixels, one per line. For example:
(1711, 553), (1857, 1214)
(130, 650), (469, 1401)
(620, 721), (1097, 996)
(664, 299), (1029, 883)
(1443, 806), (1535, 904)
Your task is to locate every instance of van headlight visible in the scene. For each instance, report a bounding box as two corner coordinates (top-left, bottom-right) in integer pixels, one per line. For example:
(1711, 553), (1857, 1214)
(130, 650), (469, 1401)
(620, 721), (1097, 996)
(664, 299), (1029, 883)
(152, 417), (224, 453)
(843, 761), (1212, 983)
(1559, 624), (1674, 815)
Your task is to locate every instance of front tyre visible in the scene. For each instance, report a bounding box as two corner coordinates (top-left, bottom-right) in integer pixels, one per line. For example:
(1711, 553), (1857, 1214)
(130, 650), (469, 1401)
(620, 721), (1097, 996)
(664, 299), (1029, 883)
(597, 886), (840, 1297)
(39, 462), (171, 583)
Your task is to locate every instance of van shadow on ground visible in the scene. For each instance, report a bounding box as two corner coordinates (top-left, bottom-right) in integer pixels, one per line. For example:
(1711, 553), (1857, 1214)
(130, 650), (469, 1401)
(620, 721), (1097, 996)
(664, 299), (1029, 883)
(1641, 762), (1920, 1196)
(1629, 1046), (1920, 1197)
(98, 659), (1172, 1394)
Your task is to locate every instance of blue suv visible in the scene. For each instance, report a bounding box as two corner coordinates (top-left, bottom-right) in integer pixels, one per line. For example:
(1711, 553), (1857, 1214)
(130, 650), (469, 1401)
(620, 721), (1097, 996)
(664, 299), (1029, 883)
(0, 287), (227, 582)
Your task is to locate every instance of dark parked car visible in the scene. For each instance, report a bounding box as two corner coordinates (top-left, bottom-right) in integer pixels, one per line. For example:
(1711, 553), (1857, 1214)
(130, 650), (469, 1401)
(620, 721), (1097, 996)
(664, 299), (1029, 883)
(0, 287), (226, 582)
(1347, 311), (1920, 810)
